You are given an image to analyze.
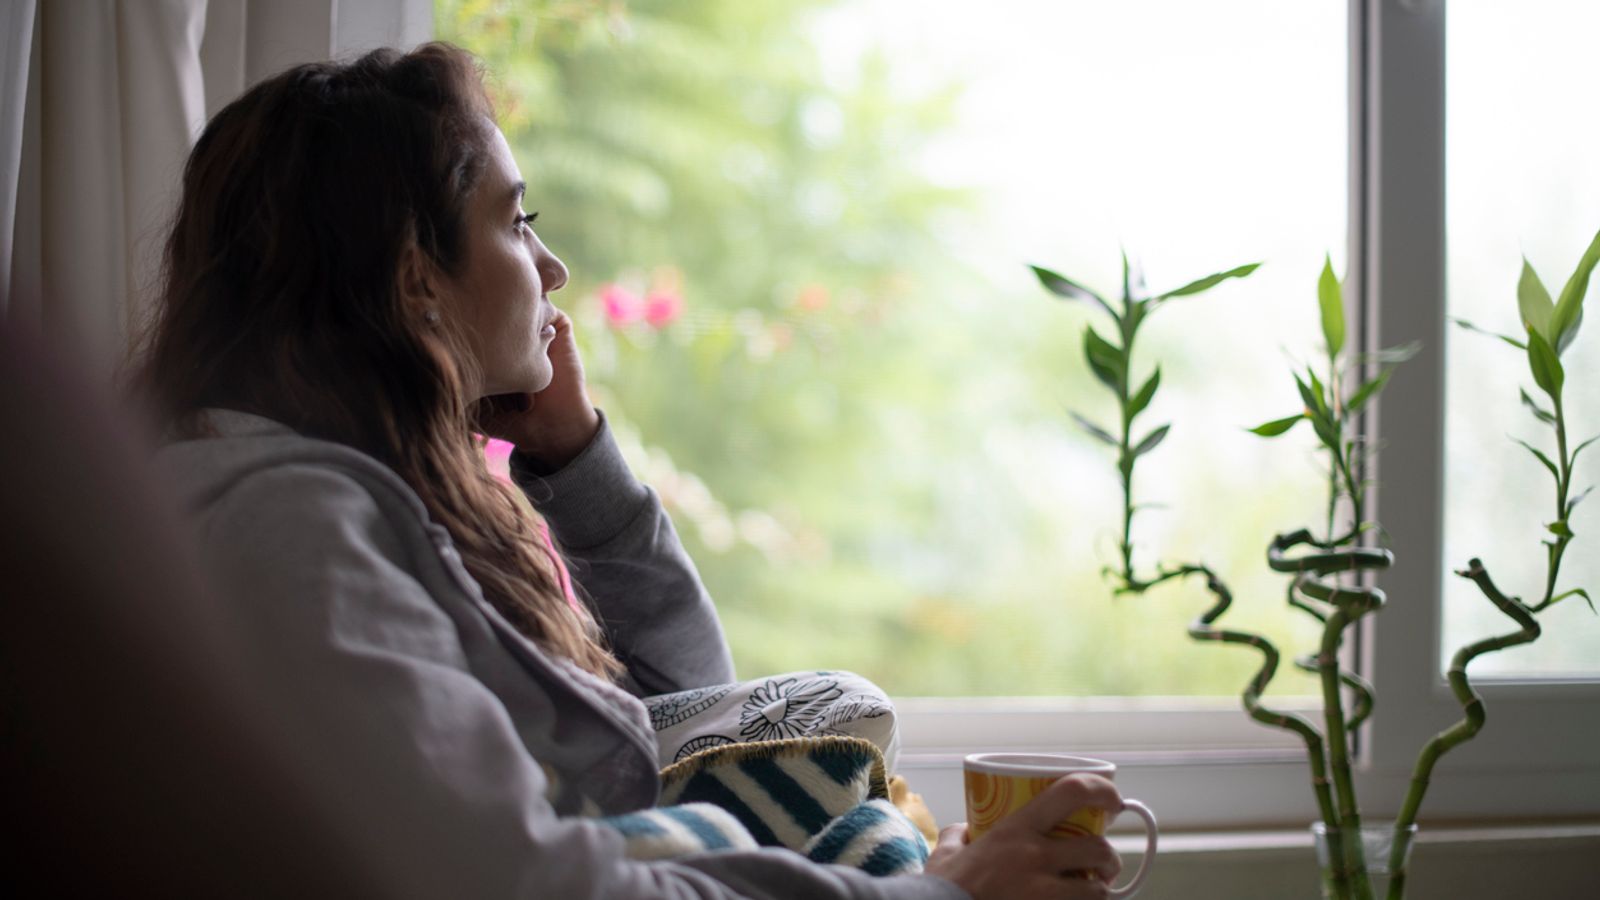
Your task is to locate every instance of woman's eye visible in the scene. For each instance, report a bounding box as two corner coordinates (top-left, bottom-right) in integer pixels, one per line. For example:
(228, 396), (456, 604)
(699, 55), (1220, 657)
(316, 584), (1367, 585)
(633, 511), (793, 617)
(515, 210), (539, 231)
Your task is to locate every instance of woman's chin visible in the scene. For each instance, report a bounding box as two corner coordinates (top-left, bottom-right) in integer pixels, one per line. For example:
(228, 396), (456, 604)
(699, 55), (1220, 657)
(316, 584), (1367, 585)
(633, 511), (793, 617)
(528, 369), (555, 394)
(483, 365), (554, 399)
(519, 367), (555, 396)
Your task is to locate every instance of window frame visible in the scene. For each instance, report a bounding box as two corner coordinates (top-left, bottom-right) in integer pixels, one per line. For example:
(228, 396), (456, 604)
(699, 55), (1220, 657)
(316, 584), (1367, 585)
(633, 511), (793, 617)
(893, 0), (1600, 831)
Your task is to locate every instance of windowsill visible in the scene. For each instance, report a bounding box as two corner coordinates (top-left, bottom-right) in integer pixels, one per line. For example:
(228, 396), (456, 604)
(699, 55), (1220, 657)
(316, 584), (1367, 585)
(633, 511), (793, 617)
(1100, 820), (1600, 898)
(899, 747), (1308, 768)
(1107, 820), (1600, 856)
(896, 745), (1600, 832)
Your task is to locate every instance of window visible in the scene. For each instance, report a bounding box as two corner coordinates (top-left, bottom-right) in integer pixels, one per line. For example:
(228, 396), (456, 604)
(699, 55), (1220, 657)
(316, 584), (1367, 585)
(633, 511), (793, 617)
(440, 0), (1348, 701)
(1360, 0), (1600, 821)
(441, 0), (1600, 829)
(1440, 0), (1600, 678)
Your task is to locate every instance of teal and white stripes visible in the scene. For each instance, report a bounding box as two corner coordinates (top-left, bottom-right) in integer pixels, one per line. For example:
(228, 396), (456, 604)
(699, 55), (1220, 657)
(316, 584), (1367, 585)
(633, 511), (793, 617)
(599, 736), (929, 876)
(600, 803), (758, 861)
(660, 737), (880, 846)
(802, 799), (929, 876)
(635, 735), (927, 876)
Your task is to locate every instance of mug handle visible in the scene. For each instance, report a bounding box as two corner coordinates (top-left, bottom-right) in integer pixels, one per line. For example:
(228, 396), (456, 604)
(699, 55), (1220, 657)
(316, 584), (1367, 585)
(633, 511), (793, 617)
(1106, 799), (1158, 899)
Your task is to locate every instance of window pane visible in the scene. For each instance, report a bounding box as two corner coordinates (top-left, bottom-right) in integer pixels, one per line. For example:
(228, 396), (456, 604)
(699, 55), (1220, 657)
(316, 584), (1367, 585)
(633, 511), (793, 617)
(1443, 2), (1600, 677)
(440, 0), (1345, 696)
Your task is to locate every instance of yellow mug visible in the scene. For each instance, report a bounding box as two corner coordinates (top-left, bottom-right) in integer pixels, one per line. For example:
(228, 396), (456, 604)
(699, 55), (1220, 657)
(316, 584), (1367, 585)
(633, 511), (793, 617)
(964, 753), (1158, 898)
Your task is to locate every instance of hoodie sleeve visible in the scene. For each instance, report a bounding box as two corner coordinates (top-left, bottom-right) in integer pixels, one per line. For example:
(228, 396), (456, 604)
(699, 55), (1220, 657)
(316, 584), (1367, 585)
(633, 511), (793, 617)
(509, 410), (737, 695)
(194, 463), (965, 900)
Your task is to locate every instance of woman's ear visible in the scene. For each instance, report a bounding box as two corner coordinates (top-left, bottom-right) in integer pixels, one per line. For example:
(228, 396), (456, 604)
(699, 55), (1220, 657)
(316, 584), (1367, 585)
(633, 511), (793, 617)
(397, 242), (443, 311)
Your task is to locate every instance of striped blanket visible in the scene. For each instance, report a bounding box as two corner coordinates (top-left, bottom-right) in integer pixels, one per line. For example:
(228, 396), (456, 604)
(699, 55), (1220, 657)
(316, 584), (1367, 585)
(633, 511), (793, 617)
(600, 736), (929, 877)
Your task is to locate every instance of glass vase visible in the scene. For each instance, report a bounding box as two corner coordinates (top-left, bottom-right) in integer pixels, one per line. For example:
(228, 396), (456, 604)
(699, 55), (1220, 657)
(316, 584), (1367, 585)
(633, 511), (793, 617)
(1311, 821), (1418, 900)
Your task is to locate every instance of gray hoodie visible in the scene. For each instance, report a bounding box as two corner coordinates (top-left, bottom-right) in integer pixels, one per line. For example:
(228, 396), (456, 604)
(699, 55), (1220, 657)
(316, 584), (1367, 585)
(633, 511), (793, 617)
(151, 408), (967, 900)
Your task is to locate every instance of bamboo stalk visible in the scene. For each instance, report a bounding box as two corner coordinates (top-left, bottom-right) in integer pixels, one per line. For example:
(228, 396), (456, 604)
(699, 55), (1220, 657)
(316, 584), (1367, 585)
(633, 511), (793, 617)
(1385, 391), (1579, 897)
(1386, 559), (1540, 900)
(1174, 565), (1342, 829)
(1269, 531), (1392, 899)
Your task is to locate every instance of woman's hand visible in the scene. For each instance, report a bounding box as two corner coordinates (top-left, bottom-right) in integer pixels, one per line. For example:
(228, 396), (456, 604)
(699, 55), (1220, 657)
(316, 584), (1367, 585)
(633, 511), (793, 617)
(476, 309), (600, 468)
(924, 774), (1124, 900)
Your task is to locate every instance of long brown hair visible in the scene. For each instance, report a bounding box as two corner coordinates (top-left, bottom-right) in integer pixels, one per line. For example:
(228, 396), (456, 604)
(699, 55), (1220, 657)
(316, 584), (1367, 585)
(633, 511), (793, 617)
(127, 43), (622, 680)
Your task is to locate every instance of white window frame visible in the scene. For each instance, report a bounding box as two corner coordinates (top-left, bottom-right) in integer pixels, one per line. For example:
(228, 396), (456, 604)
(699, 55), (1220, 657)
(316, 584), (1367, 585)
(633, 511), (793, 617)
(894, 0), (1600, 831)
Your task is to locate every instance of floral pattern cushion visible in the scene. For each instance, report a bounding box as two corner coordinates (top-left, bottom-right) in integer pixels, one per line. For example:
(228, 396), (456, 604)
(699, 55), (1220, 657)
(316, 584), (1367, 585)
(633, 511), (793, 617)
(643, 670), (899, 770)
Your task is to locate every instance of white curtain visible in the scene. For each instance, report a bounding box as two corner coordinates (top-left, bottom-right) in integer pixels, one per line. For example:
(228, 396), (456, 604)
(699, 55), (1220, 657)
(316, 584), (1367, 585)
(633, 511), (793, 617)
(0, 0), (432, 383)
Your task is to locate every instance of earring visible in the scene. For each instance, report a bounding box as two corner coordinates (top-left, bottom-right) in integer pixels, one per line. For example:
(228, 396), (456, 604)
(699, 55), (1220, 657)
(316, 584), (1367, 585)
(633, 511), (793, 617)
(424, 310), (440, 326)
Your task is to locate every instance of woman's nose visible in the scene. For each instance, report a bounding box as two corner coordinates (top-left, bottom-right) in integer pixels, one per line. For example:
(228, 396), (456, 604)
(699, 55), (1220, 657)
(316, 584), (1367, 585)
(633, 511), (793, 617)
(538, 245), (569, 294)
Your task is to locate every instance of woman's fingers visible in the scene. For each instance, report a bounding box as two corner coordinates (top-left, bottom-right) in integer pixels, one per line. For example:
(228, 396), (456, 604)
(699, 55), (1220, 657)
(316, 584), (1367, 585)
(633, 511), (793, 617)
(1048, 877), (1109, 900)
(927, 778), (1128, 900)
(997, 775), (1124, 884)
(543, 309), (581, 372)
(1058, 878), (1111, 900)
(927, 829), (1120, 899)
(1037, 833), (1122, 884)
(993, 831), (1121, 887)
(927, 823), (968, 869)
(474, 305), (599, 462)
(997, 773), (1125, 837)
(478, 393), (532, 417)
(935, 823), (968, 851)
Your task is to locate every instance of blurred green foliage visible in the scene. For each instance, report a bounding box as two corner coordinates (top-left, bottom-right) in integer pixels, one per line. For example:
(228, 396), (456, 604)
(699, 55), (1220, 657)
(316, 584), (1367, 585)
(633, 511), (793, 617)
(437, 0), (1326, 697)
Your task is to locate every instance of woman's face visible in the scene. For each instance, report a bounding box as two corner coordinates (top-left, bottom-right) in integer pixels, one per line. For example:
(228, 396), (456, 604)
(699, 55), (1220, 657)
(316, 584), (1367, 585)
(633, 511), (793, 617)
(440, 124), (569, 399)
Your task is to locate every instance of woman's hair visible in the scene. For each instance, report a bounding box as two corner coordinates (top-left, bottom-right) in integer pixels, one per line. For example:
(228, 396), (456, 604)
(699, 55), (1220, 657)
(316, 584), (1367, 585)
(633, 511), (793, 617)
(127, 43), (623, 680)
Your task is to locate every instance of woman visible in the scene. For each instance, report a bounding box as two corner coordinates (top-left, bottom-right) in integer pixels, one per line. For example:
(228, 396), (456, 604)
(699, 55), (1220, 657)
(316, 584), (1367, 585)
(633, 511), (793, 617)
(130, 42), (1125, 899)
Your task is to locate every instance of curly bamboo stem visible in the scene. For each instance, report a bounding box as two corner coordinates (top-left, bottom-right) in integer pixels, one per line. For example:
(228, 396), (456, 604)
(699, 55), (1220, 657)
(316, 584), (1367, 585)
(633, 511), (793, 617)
(1269, 530), (1393, 900)
(1287, 577), (1376, 732)
(1386, 396), (1576, 899)
(1295, 651), (1375, 732)
(1151, 562), (1354, 895)
(1385, 559), (1540, 900)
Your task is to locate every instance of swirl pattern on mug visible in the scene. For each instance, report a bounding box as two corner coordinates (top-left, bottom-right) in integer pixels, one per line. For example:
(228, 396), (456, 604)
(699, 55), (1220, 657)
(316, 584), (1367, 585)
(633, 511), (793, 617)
(964, 770), (1105, 841)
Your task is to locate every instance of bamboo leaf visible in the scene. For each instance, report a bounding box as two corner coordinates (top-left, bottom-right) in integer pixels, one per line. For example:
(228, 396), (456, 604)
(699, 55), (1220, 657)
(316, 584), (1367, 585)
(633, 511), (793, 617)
(1129, 368), (1161, 418)
(1566, 485), (1593, 517)
(1557, 305), (1585, 356)
(1318, 255), (1346, 357)
(1248, 414), (1305, 437)
(1346, 367), (1393, 414)
(1519, 388), (1557, 425)
(1123, 298), (1148, 339)
(1133, 423), (1171, 458)
(1311, 413), (1342, 454)
(1070, 411), (1118, 446)
(1306, 367), (1330, 415)
(1517, 257), (1554, 339)
(1155, 262), (1261, 301)
(1572, 435), (1599, 468)
(1122, 250), (1147, 301)
(1082, 326), (1125, 392)
(1033, 264), (1115, 317)
(1513, 437), (1561, 480)
(1549, 587), (1596, 614)
(1360, 341), (1422, 365)
(1551, 227), (1600, 353)
(1526, 327), (1565, 401)
(1547, 519), (1574, 539)
(1452, 317), (1527, 350)
(1293, 371), (1322, 417)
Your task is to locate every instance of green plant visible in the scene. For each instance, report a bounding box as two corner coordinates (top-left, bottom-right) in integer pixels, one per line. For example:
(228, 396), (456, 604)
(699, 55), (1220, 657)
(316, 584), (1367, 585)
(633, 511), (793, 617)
(1035, 232), (1599, 900)
(1381, 229), (1600, 896)
(1029, 253), (1259, 590)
